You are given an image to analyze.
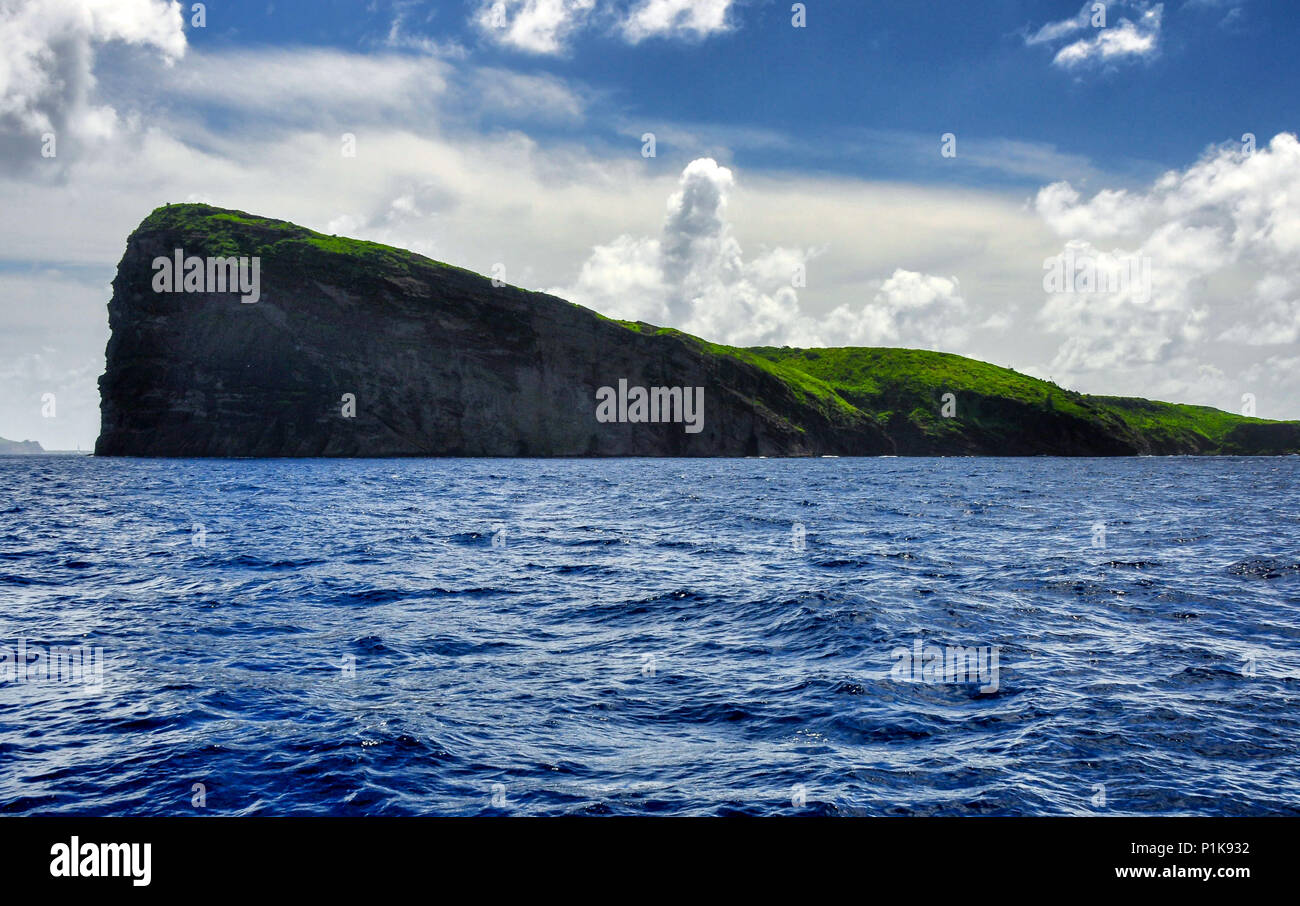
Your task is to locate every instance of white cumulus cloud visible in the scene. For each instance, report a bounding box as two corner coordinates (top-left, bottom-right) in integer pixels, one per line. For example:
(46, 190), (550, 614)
(473, 0), (596, 54)
(0, 0), (186, 164)
(553, 157), (965, 350)
(1033, 132), (1300, 393)
(473, 0), (736, 54)
(622, 0), (735, 43)
(1026, 1), (1163, 70)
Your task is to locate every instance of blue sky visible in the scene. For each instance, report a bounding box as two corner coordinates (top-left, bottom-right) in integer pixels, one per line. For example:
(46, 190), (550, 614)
(174, 0), (1295, 186)
(2, 0), (1299, 447)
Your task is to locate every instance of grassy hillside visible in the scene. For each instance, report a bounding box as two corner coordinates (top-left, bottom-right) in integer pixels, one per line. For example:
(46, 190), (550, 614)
(604, 324), (1298, 455)
(743, 346), (1293, 454)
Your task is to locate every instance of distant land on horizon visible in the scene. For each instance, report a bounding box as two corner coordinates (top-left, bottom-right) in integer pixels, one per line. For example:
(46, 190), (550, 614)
(94, 204), (1300, 459)
(0, 436), (44, 455)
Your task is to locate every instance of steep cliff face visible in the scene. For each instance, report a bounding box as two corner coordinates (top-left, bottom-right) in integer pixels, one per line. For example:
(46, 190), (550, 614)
(96, 204), (1300, 458)
(96, 205), (885, 457)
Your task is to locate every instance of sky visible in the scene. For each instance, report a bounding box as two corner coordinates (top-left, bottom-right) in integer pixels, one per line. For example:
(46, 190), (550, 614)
(2, 0), (1299, 448)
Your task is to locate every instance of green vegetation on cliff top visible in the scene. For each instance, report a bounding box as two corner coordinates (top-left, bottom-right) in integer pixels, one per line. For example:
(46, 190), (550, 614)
(745, 346), (1282, 448)
(138, 203), (473, 281)
(136, 204), (1297, 450)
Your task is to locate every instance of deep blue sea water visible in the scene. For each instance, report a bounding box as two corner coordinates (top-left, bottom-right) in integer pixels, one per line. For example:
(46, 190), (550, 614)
(1, 455), (1297, 816)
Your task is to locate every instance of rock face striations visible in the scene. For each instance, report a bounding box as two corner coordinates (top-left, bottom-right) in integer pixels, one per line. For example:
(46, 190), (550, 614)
(96, 204), (1300, 458)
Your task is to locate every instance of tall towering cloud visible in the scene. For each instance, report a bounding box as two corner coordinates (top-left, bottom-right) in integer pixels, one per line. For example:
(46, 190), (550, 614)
(554, 158), (965, 349)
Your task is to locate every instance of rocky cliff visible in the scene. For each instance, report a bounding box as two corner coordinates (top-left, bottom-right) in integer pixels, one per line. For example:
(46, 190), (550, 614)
(96, 204), (1300, 457)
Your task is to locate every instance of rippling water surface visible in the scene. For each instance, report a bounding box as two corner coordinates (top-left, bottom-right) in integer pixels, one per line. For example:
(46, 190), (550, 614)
(1, 455), (1297, 815)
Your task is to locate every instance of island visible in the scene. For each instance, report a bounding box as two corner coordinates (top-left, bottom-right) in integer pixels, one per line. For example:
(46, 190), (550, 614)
(0, 436), (44, 455)
(95, 204), (1300, 457)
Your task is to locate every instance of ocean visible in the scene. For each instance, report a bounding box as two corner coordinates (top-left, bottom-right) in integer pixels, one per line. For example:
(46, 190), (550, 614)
(1, 455), (1297, 816)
